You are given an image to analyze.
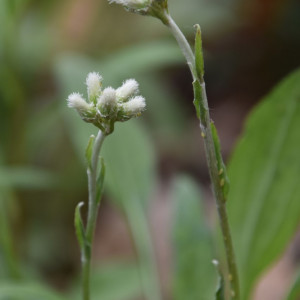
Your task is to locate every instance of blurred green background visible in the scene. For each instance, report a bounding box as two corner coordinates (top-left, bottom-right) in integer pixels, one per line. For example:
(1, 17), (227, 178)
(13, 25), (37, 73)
(0, 0), (300, 299)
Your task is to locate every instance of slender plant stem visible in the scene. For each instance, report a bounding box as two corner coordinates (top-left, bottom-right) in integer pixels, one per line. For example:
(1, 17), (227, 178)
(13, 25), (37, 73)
(82, 130), (105, 300)
(164, 13), (240, 299)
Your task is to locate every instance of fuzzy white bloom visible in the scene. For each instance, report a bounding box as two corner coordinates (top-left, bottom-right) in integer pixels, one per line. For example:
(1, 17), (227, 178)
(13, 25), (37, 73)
(97, 87), (117, 114)
(67, 93), (91, 112)
(116, 79), (139, 101)
(109, 0), (151, 9)
(122, 95), (146, 115)
(86, 72), (102, 100)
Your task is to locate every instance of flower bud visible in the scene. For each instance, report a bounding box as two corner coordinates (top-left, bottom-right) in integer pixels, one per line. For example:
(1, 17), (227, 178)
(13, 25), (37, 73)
(116, 79), (139, 101)
(109, 0), (151, 10)
(109, 0), (169, 23)
(67, 93), (95, 120)
(122, 95), (146, 117)
(97, 87), (117, 117)
(86, 72), (102, 102)
(67, 92), (89, 111)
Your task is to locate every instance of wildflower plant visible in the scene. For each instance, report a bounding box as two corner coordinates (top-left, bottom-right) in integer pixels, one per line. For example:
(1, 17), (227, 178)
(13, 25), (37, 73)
(109, 0), (240, 299)
(67, 72), (146, 300)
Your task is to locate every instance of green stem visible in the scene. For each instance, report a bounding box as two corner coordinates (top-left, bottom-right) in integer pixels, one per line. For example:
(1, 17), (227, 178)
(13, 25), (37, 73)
(164, 12), (240, 300)
(82, 130), (105, 300)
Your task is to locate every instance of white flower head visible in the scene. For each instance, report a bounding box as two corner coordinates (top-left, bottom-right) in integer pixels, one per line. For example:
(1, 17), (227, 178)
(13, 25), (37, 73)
(67, 73), (146, 135)
(116, 79), (139, 101)
(97, 87), (117, 116)
(86, 72), (102, 101)
(122, 95), (146, 116)
(109, 0), (151, 10)
(67, 93), (90, 112)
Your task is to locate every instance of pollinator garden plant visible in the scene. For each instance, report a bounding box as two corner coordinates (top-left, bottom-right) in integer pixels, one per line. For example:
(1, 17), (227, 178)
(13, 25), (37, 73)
(67, 72), (146, 300)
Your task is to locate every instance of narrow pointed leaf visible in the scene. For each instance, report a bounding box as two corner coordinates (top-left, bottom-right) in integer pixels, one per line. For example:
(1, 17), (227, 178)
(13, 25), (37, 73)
(74, 202), (86, 255)
(194, 24), (204, 79)
(85, 135), (95, 169)
(96, 157), (105, 205)
(211, 122), (230, 199)
(213, 260), (225, 300)
(286, 270), (300, 300)
(192, 79), (206, 121)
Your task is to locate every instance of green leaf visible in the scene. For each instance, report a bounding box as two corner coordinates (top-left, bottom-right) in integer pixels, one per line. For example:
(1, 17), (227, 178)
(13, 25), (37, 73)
(101, 121), (160, 300)
(74, 202), (86, 257)
(0, 167), (58, 190)
(85, 134), (95, 169)
(101, 120), (155, 207)
(54, 40), (182, 95)
(192, 79), (202, 120)
(194, 24), (204, 79)
(70, 262), (142, 300)
(0, 282), (67, 300)
(286, 270), (300, 300)
(0, 190), (20, 279)
(96, 157), (105, 205)
(171, 175), (217, 300)
(213, 260), (225, 300)
(211, 122), (230, 199)
(227, 68), (300, 299)
(215, 276), (225, 300)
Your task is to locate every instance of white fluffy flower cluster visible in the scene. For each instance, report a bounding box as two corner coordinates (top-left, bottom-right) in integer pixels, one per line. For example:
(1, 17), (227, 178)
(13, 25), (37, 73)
(67, 72), (146, 135)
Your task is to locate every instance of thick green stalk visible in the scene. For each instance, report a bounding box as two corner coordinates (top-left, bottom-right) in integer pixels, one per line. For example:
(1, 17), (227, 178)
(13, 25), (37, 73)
(82, 130), (105, 300)
(164, 12), (240, 300)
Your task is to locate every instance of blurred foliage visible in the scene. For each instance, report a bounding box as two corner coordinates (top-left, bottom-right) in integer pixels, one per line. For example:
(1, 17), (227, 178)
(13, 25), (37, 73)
(70, 262), (142, 300)
(171, 176), (217, 300)
(228, 68), (300, 299)
(0, 281), (68, 300)
(286, 269), (300, 300)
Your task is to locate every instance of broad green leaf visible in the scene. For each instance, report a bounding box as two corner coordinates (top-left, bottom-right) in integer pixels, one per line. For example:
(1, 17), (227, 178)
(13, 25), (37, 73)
(54, 40), (182, 95)
(0, 190), (20, 279)
(227, 68), (300, 299)
(70, 262), (142, 300)
(101, 121), (160, 300)
(0, 282), (67, 300)
(286, 270), (300, 300)
(101, 120), (155, 207)
(171, 175), (217, 300)
(0, 167), (58, 190)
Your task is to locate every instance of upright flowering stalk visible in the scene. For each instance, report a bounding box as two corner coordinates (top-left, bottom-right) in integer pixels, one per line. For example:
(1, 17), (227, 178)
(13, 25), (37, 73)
(108, 1), (240, 299)
(67, 72), (146, 300)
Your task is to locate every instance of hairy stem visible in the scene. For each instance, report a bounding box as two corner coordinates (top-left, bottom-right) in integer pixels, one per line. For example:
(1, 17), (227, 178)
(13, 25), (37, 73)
(82, 130), (105, 300)
(164, 12), (240, 299)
